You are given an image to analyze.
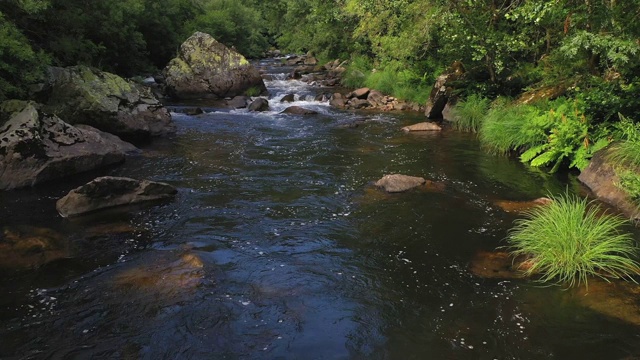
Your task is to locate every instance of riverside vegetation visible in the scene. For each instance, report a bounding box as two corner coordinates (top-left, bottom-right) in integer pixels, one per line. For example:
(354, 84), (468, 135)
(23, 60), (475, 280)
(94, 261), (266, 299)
(2, 0), (640, 287)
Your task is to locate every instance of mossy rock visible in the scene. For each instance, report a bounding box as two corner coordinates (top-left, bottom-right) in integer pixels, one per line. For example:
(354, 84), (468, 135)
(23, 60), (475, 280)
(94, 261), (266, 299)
(163, 32), (267, 100)
(35, 66), (174, 141)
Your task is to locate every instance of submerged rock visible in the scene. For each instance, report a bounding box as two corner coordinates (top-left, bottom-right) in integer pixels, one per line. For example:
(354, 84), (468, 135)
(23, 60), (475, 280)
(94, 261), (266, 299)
(469, 251), (529, 279)
(0, 225), (69, 269)
(163, 32), (267, 100)
(0, 101), (137, 190)
(35, 66), (175, 141)
(375, 174), (426, 193)
(112, 251), (204, 295)
(571, 278), (640, 326)
(402, 122), (442, 132)
(494, 197), (553, 213)
(56, 176), (177, 217)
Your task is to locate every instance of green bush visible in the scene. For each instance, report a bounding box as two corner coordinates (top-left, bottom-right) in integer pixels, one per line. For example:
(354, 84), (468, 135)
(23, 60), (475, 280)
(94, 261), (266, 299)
(450, 94), (490, 133)
(479, 100), (545, 155)
(507, 192), (640, 288)
(479, 98), (609, 172)
(341, 54), (372, 89)
(608, 114), (640, 168)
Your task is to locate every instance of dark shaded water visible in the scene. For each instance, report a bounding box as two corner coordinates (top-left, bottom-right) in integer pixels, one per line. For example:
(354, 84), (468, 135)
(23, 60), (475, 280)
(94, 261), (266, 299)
(1, 59), (639, 359)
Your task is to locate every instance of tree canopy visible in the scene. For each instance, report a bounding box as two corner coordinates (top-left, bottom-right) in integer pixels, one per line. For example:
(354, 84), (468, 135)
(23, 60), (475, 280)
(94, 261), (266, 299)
(1, 0), (639, 126)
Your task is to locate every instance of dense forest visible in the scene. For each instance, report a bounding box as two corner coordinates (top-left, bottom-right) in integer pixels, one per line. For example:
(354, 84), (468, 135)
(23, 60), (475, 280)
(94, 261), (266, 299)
(2, 0), (640, 172)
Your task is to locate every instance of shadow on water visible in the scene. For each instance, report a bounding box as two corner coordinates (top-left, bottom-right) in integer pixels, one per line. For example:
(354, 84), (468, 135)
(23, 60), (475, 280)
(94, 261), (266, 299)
(1, 58), (639, 359)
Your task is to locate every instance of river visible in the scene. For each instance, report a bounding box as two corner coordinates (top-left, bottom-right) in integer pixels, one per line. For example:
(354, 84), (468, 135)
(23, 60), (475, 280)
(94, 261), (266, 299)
(1, 58), (639, 359)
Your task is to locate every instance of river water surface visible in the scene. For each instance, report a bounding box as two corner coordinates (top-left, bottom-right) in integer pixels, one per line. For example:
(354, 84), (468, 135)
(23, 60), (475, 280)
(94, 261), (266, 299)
(1, 59), (639, 359)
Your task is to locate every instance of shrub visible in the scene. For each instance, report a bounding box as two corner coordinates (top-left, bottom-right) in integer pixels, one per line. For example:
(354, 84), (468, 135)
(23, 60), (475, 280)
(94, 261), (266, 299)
(479, 100), (545, 155)
(608, 114), (640, 168)
(341, 54), (372, 89)
(507, 192), (640, 288)
(479, 98), (609, 172)
(450, 94), (490, 133)
(606, 114), (640, 202)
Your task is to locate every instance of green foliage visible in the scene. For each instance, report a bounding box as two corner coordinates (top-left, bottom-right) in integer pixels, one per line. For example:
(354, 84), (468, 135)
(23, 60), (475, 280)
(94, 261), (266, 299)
(479, 100), (546, 155)
(341, 54), (371, 89)
(185, 0), (269, 58)
(244, 86), (262, 97)
(479, 99), (610, 172)
(0, 12), (50, 101)
(607, 114), (640, 168)
(450, 94), (490, 133)
(342, 57), (431, 104)
(507, 192), (640, 288)
(616, 170), (640, 203)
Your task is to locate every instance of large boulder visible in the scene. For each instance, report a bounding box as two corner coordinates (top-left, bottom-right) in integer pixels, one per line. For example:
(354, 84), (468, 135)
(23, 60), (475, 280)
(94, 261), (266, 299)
(35, 66), (174, 142)
(56, 176), (178, 217)
(425, 61), (465, 119)
(0, 101), (137, 190)
(578, 147), (640, 222)
(163, 32), (267, 100)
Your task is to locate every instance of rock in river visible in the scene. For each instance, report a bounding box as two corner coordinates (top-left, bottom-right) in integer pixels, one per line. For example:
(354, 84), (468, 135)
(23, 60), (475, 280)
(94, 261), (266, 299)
(0, 101), (137, 190)
(375, 174), (426, 193)
(282, 106), (318, 115)
(35, 66), (175, 142)
(56, 176), (177, 217)
(163, 32), (267, 100)
(402, 122), (442, 132)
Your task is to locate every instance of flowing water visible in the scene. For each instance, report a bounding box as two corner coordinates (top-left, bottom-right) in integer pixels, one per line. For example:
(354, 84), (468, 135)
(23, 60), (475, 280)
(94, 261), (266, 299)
(1, 59), (639, 359)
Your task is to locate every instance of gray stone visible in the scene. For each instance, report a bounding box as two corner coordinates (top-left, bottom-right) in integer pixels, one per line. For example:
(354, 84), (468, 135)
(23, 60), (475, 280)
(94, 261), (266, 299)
(0, 101), (137, 190)
(248, 98), (270, 112)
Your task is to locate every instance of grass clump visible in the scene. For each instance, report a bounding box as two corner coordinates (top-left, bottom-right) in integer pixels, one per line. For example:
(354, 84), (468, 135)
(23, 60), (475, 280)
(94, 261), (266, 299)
(450, 94), (490, 133)
(342, 56), (431, 104)
(479, 100), (545, 155)
(507, 192), (640, 288)
(608, 114), (640, 168)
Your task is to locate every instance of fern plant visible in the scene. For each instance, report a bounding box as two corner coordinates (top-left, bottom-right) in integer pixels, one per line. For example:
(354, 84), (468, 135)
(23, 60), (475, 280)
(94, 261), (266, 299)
(519, 99), (609, 172)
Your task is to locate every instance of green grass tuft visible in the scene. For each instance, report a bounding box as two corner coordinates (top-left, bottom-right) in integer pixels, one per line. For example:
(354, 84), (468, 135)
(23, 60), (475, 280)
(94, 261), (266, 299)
(608, 114), (640, 168)
(479, 100), (546, 155)
(507, 192), (640, 288)
(450, 94), (490, 133)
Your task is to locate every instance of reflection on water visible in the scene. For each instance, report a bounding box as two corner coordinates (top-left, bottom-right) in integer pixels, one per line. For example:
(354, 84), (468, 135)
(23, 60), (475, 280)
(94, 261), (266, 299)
(0, 59), (639, 359)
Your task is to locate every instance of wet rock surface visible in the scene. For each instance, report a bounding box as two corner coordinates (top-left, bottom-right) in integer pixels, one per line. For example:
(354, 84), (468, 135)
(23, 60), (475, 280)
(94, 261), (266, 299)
(282, 106), (318, 115)
(578, 148), (640, 222)
(56, 176), (177, 217)
(493, 197), (553, 213)
(0, 101), (137, 190)
(0, 226), (69, 269)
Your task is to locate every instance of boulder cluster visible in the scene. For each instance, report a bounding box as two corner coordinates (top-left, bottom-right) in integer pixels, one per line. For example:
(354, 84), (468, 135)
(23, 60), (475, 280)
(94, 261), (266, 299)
(1, 31), (269, 216)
